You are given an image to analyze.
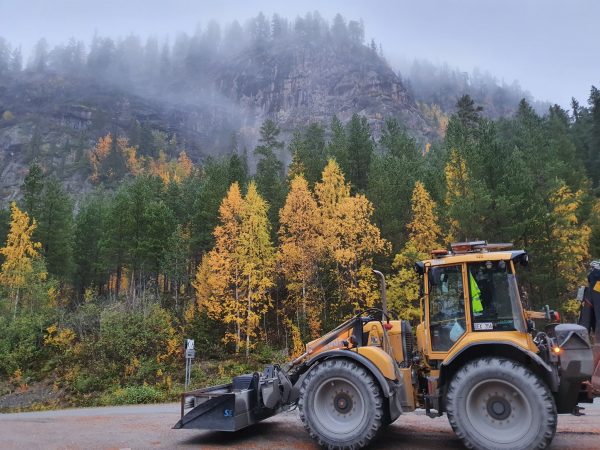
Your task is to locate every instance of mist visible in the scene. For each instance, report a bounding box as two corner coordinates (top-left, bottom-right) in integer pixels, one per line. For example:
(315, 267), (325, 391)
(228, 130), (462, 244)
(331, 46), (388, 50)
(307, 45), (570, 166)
(1, 0), (598, 108)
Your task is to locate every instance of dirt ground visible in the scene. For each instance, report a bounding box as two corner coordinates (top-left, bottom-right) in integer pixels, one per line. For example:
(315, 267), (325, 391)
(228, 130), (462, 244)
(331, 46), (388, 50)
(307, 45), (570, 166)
(0, 380), (66, 412)
(1, 400), (600, 450)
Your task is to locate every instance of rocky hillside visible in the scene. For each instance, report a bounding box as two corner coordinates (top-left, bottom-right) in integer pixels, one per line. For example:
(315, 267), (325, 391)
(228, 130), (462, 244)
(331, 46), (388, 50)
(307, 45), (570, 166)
(0, 13), (471, 202)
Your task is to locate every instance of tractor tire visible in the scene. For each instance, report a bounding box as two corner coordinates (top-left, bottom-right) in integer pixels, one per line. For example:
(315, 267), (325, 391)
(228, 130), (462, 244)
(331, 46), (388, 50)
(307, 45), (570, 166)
(446, 357), (557, 450)
(298, 358), (384, 449)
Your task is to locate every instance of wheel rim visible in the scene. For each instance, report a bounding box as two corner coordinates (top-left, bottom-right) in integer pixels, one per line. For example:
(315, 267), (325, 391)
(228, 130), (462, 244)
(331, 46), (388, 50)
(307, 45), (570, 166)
(313, 376), (367, 437)
(465, 378), (533, 444)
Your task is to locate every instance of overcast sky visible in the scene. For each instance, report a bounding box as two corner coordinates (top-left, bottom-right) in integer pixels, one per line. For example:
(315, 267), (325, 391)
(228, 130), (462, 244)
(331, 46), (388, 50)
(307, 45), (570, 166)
(1, 0), (597, 108)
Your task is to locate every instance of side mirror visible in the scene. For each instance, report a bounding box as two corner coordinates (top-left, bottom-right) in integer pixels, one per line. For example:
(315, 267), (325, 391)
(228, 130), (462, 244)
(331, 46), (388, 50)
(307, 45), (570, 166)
(414, 261), (424, 275)
(429, 267), (441, 286)
(519, 253), (529, 267)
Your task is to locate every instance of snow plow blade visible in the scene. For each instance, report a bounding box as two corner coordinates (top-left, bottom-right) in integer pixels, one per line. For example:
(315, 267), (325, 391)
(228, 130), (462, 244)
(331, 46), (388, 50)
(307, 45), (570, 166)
(173, 366), (293, 432)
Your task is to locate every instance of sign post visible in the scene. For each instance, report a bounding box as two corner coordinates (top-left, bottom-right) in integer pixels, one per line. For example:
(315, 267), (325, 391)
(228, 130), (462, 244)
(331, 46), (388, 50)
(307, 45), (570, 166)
(184, 339), (195, 390)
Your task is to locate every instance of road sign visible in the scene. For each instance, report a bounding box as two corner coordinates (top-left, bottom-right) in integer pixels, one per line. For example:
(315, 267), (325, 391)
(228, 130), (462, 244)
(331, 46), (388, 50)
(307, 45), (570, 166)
(184, 338), (195, 389)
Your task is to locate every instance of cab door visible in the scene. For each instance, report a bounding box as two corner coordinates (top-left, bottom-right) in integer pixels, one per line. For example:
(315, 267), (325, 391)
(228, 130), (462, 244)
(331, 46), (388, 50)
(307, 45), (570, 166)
(424, 263), (470, 360)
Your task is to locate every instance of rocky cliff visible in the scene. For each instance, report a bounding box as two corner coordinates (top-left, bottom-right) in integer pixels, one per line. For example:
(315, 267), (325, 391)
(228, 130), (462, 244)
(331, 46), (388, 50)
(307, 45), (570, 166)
(0, 21), (434, 203)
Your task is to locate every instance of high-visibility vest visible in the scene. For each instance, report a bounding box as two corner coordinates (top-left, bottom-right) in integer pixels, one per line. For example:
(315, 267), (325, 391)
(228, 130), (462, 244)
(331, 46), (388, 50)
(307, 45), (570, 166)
(470, 272), (483, 315)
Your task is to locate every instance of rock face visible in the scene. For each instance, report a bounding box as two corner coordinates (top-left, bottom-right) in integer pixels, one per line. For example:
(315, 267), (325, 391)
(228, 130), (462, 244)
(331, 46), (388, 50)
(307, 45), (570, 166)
(0, 39), (432, 204)
(217, 41), (431, 144)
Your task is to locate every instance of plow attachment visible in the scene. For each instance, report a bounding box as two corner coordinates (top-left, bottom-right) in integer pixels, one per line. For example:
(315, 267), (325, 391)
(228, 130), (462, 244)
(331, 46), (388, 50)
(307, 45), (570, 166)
(173, 366), (295, 432)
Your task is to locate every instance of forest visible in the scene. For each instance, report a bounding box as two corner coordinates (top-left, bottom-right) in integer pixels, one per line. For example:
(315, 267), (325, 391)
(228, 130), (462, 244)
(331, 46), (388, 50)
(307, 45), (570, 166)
(0, 10), (599, 408)
(0, 88), (599, 408)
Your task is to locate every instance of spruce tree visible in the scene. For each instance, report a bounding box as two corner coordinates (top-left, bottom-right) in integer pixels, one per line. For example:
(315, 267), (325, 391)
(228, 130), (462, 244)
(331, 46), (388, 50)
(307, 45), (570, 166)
(254, 119), (286, 233)
(73, 194), (109, 297)
(37, 178), (74, 281)
(345, 113), (373, 192)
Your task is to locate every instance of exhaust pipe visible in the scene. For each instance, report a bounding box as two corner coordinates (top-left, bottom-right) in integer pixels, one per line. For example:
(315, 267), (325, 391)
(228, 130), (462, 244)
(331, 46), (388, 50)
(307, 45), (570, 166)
(372, 269), (388, 319)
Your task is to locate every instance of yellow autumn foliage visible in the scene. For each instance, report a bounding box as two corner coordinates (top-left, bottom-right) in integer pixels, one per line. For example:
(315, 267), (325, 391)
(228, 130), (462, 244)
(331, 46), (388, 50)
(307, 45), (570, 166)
(278, 175), (324, 337)
(0, 203), (45, 315)
(549, 183), (590, 297)
(315, 160), (390, 318)
(389, 182), (442, 320)
(194, 182), (274, 356)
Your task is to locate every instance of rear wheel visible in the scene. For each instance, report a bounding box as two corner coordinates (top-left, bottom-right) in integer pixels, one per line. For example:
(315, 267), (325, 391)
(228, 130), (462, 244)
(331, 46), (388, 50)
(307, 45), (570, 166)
(298, 358), (384, 449)
(446, 357), (556, 450)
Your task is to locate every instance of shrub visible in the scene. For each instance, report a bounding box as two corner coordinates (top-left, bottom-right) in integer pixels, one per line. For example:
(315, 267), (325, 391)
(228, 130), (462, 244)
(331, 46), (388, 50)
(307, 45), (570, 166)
(99, 385), (167, 406)
(0, 312), (54, 377)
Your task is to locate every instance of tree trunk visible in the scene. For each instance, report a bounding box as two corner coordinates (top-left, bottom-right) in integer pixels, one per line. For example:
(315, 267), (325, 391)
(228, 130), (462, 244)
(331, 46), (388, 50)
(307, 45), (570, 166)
(115, 265), (122, 298)
(235, 268), (240, 354)
(246, 274), (251, 359)
(13, 288), (20, 319)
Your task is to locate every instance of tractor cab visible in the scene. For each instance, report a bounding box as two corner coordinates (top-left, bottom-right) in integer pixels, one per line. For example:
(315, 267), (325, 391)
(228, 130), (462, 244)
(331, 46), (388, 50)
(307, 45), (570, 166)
(417, 241), (533, 360)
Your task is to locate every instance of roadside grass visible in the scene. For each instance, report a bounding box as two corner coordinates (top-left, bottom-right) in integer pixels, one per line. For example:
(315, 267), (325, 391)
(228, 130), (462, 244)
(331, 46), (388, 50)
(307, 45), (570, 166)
(0, 346), (289, 412)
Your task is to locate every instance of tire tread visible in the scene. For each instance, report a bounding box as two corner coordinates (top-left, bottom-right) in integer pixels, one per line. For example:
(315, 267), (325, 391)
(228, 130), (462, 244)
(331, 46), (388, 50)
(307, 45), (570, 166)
(446, 357), (557, 450)
(298, 358), (384, 450)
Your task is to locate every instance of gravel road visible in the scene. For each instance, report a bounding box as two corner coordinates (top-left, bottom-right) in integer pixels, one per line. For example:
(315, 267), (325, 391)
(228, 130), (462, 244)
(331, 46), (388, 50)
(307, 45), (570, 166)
(1, 400), (599, 449)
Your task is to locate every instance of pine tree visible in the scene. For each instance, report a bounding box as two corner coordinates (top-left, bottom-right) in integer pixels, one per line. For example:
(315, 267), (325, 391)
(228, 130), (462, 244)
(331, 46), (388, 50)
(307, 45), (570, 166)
(101, 188), (131, 297)
(444, 148), (489, 242)
(327, 115), (348, 170)
(590, 199), (600, 259)
(254, 119), (286, 233)
(368, 119), (423, 249)
(290, 123), (327, 186)
(162, 225), (191, 312)
(190, 158), (231, 255)
(279, 175), (324, 337)
(287, 151), (306, 181)
(588, 86), (600, 188)
(345, 113), (373, 192)
(455, 94), (483, 129)
(36, 178), (74, 281)
(23, 163), (45, 219)
(0, 203), (44, 317)
(73, 194), (109, 297)
(228, 151), (248, 188)
(100, 131), (128, 182)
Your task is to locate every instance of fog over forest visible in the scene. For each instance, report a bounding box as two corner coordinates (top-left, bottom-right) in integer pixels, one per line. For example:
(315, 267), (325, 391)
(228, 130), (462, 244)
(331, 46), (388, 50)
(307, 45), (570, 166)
(1, 0), (598, 108)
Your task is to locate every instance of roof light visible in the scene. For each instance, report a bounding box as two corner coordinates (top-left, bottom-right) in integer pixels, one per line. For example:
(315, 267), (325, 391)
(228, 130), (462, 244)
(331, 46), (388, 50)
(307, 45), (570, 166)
(450, 241), (514, 254)
(431, 249), (449, 258)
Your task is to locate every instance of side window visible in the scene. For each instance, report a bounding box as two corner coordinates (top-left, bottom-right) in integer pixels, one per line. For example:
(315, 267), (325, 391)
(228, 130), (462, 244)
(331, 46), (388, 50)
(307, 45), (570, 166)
(428, 265), (466, 352)
(468, 261), (523, 332)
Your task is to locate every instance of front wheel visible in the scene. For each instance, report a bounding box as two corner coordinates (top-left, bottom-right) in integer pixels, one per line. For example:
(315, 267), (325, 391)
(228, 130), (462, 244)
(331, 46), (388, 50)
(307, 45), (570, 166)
(298, 358), (384, 449)
(446, 357), (557, 450)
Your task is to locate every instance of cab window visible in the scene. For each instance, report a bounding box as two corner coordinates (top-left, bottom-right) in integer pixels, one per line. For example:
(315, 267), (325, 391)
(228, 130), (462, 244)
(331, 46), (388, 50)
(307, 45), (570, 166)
(428, 265), (466, 352)
(468, 260), (526, 332)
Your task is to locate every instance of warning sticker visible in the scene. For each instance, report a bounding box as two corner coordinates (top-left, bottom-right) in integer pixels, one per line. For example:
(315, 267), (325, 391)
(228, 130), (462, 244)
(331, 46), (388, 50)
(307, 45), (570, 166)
(474, 322), (494, 331)
(594, 281), (600, 293)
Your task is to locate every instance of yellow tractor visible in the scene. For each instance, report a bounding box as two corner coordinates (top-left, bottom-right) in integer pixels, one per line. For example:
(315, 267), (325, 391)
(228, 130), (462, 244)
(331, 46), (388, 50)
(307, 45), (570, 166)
(174, 241), (600, 450)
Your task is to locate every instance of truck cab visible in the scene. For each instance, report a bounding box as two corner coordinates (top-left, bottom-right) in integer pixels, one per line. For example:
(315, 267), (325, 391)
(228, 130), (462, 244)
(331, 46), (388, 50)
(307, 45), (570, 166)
(415, 241), (594, 417)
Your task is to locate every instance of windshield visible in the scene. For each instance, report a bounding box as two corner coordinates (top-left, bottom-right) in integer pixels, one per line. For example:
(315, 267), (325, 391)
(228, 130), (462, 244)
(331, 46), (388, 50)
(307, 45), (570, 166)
(467, 261), (526, 332)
